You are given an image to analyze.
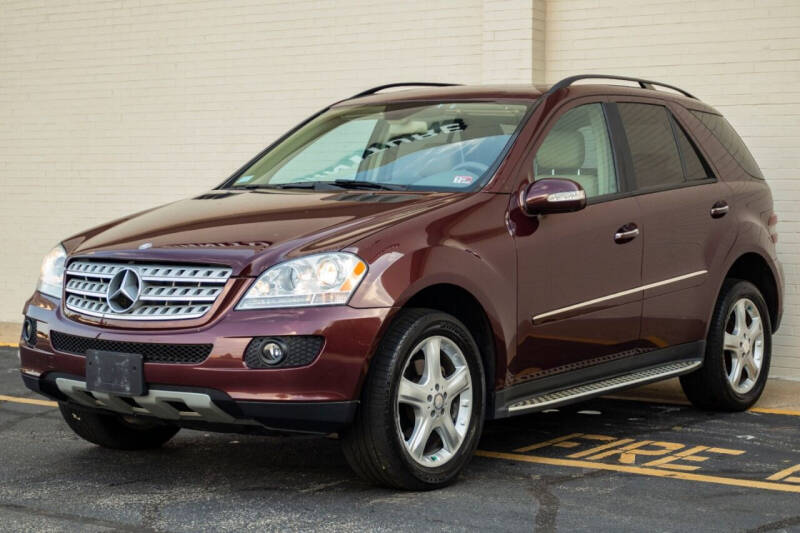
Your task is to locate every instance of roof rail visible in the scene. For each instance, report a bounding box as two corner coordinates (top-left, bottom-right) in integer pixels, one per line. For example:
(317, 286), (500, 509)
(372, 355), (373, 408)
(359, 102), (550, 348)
(351, 82), (461, 99)
(547, 74), (697, 100)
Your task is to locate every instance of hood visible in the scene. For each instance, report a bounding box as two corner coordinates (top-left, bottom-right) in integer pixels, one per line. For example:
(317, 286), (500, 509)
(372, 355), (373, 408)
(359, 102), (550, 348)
(68, 189), (462, 276)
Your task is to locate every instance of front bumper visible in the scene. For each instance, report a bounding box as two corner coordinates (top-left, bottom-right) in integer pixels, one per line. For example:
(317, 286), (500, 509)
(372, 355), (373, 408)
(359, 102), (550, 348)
(20, 292), (392, 433)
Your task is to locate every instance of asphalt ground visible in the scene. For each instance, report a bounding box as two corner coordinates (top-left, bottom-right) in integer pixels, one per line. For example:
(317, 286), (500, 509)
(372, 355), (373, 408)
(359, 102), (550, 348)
(2, 345), (800, 532)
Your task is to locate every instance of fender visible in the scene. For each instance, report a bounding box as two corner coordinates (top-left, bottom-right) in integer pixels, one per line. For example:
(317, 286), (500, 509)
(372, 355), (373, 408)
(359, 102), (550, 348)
(345, 192), (518, 384)
(704, 219), (783, 337)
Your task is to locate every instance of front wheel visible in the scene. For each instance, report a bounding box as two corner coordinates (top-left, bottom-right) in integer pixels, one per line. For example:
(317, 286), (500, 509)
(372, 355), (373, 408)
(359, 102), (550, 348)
(680, 279), (772, 411)
(342, 309), (486, 490)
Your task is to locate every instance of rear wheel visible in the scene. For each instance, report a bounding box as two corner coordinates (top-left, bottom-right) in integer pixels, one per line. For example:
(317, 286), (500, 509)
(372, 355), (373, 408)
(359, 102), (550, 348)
(680, 279), (771, 411)
(59, 403), (180, 449)
(342, 309), (485, 490)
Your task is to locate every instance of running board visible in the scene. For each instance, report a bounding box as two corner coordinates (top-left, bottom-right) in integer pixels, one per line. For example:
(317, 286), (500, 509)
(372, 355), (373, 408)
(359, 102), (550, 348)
(506, 360), (701, 414)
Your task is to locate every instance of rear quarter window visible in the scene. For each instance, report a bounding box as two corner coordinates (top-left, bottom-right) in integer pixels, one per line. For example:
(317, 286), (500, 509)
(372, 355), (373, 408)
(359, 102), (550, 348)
(673, 121), (711, 181)
(690, 111), (764, 179)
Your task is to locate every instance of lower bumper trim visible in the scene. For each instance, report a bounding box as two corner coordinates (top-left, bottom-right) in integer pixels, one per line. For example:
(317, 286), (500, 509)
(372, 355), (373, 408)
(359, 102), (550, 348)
(55, 377), (249, 425)
(22, 372), (358, 434)
(236, 399), (358, 433)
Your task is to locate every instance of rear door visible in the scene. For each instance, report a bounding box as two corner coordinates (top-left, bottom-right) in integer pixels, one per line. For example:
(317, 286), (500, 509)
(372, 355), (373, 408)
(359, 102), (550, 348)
(511, 98), (645, 384)
(610, 99), (736, 348)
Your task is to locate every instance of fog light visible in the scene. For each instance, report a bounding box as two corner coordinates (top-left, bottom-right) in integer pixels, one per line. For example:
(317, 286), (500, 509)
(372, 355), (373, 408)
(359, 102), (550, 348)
(260, 341), (286, 366)
(22, 317), (37, 346)
(244, 336), (323, 369)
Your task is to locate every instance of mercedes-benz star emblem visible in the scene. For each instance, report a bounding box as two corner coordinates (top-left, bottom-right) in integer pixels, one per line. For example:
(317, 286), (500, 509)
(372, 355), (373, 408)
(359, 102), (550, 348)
(106, 268), (142, 313)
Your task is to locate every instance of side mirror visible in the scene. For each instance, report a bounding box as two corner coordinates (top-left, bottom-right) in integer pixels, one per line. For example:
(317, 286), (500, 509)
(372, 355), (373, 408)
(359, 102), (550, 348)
(521, 178), (587, 216)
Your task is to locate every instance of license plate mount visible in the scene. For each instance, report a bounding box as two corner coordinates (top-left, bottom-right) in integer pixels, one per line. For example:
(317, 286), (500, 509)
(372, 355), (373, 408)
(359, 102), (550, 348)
(86, 350), (145, 397)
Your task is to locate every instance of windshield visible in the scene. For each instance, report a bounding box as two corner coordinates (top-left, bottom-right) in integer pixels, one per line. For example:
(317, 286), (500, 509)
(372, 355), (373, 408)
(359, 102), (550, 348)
(225, 101), (531, 192)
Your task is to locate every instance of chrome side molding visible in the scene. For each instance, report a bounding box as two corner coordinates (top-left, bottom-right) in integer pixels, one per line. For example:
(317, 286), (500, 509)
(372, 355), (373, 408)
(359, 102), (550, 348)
(532, 270), (708, 323)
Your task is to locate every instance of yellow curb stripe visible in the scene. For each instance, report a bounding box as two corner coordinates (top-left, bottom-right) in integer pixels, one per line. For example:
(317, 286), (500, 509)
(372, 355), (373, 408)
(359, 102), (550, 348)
(0, 394), (57, 407)
(749, 406), (800, 417)
(603, 394), (800, 417)
(0, 342), (18, 347)
(475, 449), (800, 494)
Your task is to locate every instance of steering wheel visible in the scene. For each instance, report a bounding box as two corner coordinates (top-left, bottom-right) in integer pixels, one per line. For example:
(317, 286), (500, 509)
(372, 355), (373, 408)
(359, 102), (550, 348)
(451, 161), (489, 175)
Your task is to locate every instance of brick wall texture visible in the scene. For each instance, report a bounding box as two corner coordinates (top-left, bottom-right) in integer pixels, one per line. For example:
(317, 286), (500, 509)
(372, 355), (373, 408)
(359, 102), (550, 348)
(1, 0), (798, 377)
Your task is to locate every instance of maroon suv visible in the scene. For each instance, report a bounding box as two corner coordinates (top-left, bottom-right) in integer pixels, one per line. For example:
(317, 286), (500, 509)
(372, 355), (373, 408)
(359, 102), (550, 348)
(20, 76), (783, 490)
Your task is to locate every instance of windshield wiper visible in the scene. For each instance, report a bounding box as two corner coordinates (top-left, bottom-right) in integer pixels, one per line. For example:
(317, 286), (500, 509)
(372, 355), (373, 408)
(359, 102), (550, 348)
(232, 180), (405, 192)
(234, 182), (321, 190)
(332, 179), (406, 191)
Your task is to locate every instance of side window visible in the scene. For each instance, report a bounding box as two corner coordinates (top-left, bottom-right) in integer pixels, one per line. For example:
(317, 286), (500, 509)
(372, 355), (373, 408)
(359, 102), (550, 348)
(534, 103), (618, 199)
(617, 103), (684, 190)
(690, 110), (763, 179)
(672, 121), (710, 181)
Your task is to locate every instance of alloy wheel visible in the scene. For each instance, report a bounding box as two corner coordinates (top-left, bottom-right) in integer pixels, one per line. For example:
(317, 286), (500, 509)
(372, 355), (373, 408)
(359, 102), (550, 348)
(723, 298), (765, 394)
(394, 335), (473, 467)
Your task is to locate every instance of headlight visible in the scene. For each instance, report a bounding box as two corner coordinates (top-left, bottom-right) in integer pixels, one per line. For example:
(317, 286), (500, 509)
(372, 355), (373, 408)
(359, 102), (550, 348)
(236, 252), (367, 310)
(37, 244), (67, 299)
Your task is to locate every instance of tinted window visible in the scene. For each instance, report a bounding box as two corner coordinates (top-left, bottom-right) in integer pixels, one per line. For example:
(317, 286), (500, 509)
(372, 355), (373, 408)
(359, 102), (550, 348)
(618, 103), (683, 190)
(691, 110), (763, 179)
(673, 121), (709, 180)
(533, 103), (618, 198)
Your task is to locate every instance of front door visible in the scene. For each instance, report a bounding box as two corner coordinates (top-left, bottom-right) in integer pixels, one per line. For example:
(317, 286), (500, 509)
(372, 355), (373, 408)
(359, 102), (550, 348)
(510, 100), (645, 385)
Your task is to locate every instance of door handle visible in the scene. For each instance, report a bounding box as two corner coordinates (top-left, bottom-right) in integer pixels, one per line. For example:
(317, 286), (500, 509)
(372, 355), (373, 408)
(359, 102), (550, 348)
(711, 201), (729, 218)
(614, 223), (639, 243)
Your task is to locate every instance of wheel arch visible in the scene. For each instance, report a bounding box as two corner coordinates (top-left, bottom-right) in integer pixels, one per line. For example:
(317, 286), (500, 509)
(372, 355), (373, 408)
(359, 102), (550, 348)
(721, 252), (780, 333)
(399, 283), (503, 417)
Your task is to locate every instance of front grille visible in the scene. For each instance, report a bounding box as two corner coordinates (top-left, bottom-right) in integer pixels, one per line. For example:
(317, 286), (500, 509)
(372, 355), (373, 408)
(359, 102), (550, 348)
(50, 331), (212, 364)
(64, 259), (232, 321)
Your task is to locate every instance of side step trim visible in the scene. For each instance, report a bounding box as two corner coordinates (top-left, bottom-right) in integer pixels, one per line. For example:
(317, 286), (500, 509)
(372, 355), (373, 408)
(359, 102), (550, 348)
(507, 360), (701, 414)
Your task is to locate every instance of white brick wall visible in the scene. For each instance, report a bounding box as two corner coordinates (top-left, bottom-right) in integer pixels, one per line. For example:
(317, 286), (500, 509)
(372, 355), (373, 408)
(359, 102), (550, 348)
(1, 0), (798, 378)
(545, 0), (800, 379)
(481, 0), (537, 83)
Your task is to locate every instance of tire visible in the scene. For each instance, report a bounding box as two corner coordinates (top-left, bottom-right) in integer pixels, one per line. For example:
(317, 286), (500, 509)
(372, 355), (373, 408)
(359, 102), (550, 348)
(59, 402), (180, 450)
(680, 279), (772, 411)
(342, 308), (486, 490)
